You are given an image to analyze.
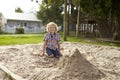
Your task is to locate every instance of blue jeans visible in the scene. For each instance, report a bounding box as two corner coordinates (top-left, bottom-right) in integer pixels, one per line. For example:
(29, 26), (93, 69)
(46, 47), (60, 57)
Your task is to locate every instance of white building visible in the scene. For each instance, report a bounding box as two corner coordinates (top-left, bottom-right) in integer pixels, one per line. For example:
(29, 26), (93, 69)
(1, 12), (45, 33)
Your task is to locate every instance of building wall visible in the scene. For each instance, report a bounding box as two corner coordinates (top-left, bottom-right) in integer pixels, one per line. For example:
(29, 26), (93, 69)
(0, 19), (2, 27)
(1, 20), (45, 33)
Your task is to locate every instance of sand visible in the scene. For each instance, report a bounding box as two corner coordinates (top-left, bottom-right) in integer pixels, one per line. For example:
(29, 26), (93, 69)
(0, 42), (120, 80)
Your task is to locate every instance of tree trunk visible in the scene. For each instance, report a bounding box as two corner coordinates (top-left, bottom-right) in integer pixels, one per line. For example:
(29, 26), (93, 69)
(67, 1), (71, 36)
(76, 6), (80, 37)
(112, 18), (120, 40)
(116, 26), (120, 40)
(63, 0), (67, 41)
(97, 18), (112, 39)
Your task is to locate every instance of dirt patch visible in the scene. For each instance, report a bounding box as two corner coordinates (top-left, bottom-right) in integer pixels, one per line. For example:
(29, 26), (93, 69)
(0, 42), (120, 80)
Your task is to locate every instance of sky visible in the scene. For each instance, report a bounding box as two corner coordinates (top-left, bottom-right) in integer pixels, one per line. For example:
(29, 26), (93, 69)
(0, 0), (42, 13)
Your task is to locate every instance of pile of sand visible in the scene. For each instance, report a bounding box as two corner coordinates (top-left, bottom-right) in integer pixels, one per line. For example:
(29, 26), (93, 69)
(55, 49), (105, 80)
(29, 48), (105, 80)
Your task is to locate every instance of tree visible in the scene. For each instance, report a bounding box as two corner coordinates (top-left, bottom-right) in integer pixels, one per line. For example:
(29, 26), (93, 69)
(15, 7), (23, 13)
(73, 0), (113, 39)
(80, 0), (120, 40)
(37, 0), (63, 25)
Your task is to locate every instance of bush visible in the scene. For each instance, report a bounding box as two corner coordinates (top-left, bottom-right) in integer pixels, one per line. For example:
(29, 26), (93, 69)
(0, 27), (1, 33)
(0, 27), (4, 34)
(15, 27), (24, 34)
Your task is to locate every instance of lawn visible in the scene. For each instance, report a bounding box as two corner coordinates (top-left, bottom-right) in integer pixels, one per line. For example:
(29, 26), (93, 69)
(0, 34), (44, 45)
(63, 36), (120, 47)
(0, 34), (120, 47)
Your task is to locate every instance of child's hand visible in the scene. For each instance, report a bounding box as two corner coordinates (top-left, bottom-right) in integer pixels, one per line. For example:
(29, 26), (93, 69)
(40, 51), (45, 57)
(40, 54), (44, 57)
(59, 51), (63, 56)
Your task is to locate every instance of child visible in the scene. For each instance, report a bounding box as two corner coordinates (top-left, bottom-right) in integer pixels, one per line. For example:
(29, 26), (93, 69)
(42, 22), (62, 58)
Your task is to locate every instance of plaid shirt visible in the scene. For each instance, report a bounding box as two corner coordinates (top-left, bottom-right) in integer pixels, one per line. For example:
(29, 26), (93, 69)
(43, 33), (60, 50)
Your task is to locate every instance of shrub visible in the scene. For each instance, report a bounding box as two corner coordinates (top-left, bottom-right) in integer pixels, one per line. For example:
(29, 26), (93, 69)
(15, 27), (24, 34)
(0, 27), (4, 34)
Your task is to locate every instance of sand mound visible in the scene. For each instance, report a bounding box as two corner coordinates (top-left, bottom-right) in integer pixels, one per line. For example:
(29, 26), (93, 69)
(56, 49), (105, 80)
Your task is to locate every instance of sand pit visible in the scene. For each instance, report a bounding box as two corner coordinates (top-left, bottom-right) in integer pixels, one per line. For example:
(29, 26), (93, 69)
(0, 42), (120, 80)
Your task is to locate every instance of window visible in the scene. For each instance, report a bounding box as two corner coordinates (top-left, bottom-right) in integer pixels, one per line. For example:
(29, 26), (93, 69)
(20, 22), (27, 27)
(24, 22), (27, 26)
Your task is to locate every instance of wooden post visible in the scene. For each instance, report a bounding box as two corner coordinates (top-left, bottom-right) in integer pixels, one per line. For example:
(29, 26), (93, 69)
(0, 63), (27, 80)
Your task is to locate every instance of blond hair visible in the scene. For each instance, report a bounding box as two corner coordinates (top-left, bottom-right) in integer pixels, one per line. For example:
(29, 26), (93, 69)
(46, 22), (58, 33)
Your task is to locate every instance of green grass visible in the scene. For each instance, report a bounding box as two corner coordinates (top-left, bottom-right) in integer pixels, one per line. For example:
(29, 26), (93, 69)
(63, 36), (120, 47)
(0, 34), (44, 45)
(0, 34), (120, 47)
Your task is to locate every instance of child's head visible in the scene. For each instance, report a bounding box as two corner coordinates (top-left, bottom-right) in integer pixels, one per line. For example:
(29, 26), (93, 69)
(46, 22), (58, 33)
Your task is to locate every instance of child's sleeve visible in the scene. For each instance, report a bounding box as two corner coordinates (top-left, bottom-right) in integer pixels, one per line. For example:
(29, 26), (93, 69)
(57, 34), (61, 41)
(43, 33), (48, 41)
